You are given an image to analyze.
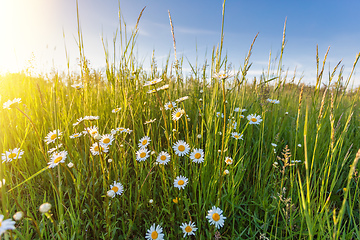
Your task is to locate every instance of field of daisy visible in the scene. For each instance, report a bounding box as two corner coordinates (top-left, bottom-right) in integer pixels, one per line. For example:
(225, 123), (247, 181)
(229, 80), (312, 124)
(1, 2), (360, 240)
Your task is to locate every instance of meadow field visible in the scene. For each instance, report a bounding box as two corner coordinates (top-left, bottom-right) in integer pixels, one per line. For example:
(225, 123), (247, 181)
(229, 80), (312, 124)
(1, 3), (360, 240)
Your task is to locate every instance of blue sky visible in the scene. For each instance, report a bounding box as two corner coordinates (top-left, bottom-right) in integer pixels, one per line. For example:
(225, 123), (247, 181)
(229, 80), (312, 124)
(1, 0), (360, 85)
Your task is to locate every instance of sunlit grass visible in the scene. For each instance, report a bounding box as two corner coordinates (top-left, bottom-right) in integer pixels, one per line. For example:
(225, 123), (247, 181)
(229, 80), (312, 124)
(1, 1), (360, 239)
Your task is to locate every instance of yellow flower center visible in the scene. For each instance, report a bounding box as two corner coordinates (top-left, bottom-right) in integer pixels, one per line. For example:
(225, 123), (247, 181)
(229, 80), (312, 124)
(168, 104), (173, 108)
(160, 155), (167, 161)
(234, 135), (239, 139)
(226, 159), (232, 164)
(112, 186), (119, 192)
(103, 138), (110, 144)
(119, 128), (124, 131)
(151, 231), (158, 239)
(212, 213), (220, 221)
(74, 134), (79, 137)
(194, 153), (201, 159)
(140, 152), (146, 158)
(142, 140), (148, 145)
(185, 226), (192, 233)
(8, 153), (17, 159)
(0, 221), (2, 227)
(178, 145), (185, 152)
(175, 112), (181, 118)
(54, 156), (63, 163)
(94, 146), (99, 151)
(90, 130), (97, 135)
(251, 117), (257, 122)
(115, 108), (120, 112)
(178, 180), (184, 185)
(173, 198), (179, 203)
(50, 134), (57, 140)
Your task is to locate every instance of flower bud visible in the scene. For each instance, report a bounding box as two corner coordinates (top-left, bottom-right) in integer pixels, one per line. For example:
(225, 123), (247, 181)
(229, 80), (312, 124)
(106, 190), (115, 198)
(13, 211), (24, 221)
(39, 203), (52, 213)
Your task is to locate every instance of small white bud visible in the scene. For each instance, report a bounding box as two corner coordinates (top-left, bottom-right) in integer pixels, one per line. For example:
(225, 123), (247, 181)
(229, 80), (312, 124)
(223, 169), (229, 175)
(67, 162), (74, 168)
(151, 151), (156, 155)
(197, 134), (202, 139)
(149, 199), (153, 204)
(13, 211), (24, 221)
(106, 190), (115, 198)
(107, 159), (113, 163)
(39, 203), (52, 213)
(298, 144), (302, 147)
(94, 133), (102, 141)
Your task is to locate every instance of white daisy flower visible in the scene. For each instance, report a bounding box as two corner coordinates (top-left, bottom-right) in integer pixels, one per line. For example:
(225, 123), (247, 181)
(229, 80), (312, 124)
(298, 144), (302, 147)
(138, 136), (151, 148)
(136, 148), (150, 162)
(82, 115), (99, 121)
(1, 148), (24, 163)
(175, 96), (189, 103)
(145, 223), (164, 240)
(216, 112), (224, 118)
(172, 108), (184, 121)
(172, 140), (190, 157)
(173, 175), (188, 190)
(206, 206), (226, 229)
(116, 127), (126, 133)
(213, 70), (234, 80)
(83, 126), (98, 137)
(71, 82), (83, 90)
(112, 107), (121, 113)
(3, 98), (21, 109)
(189, 148), (204, 163)
(234, 107), (240, 112)
(156, 151), (171, 165)
(143, 78), (163, 87)
(70, 132), (82, 139)
(231, 132), (243, 140)
(90, 143), (109, 156)
(48, 151), (67, 168)
(124, 128), (133, 134)
(223, 169), (230, 175)
(267, 98), (280, 104)
(47, 144), (63, 154)
(0, 214), (16, 235)
(180, 221), (198, 238)
(164, 101), (176, 110)
(72, 117), (84, 126)
(44, 129), (62, 145)
(225, 157), (233, 165)
(99, 134), (115, 146)
(156, 84), (169, 91)
(247, 114), (263, 125)
(147, 89), (157, 94)
(109, 181), (123, 197)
